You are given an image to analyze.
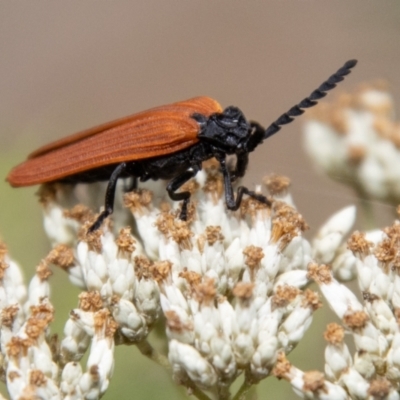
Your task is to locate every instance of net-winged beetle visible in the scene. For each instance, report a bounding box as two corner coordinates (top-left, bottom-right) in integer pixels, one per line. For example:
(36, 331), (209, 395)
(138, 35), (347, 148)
(7, 60), (357, 231)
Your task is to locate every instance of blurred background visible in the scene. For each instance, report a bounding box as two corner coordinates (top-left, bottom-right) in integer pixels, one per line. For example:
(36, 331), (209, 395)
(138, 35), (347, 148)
(1, 1), (400, 398)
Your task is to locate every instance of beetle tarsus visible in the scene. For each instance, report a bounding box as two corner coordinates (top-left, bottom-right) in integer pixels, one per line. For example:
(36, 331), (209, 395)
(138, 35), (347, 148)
(166, 166), (200, 221)
(88, 162), (127, 233)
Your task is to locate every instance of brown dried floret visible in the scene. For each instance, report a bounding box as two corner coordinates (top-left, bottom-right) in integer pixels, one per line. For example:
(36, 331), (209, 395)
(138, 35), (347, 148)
(302, 289), (322, 311)
(89, 365), (100, 381)
(347, 231), (373, 256)
(165, 310), (193, 333)
(124, 189), (153, 215)
(64, 204), (95, 224)
(36, 260), (52, 281)
(367, 378), (391, 399)
(152, 260), (172, 283)
(343, 310), (369, 330)
(46, 244), (75, 270)
(239, 196), (270, 219)
(271, 202), (308, 249)
(394, 308), (400, 324)
(179, 268), (202, 287)
(79, 291), (104, 312)
(0, 258), (9, 280)
(307, 263), (332, 285)
(205, 226), (224, 246)
(180, 179), (200, 196)
(134, 255), (153, 280)
(8, 371), (20, 382)
(272, 352), (292, 379)
(94, 309), (118, 338)
(324, 323), (344, 345)
(203, 163), (224, 202)
(232, 282), (254, 300)
(347, 145), (366, 164)
(26, 305), (53, 339)
(7, 337), (33, 358)
(272, 285), (300, 309)
(263, 174), (291, 196)
(155, 213), (193, 250)
(116, 227), (136, 254)
(79, 221), (103, 252)
(243, 245), (264, 271)
(0, 241), (7, 258)
(1, 305), (20, 328)
(30, 369), (47, 387)
(303, 371), (326, 393)
(193, 277), (216, 304)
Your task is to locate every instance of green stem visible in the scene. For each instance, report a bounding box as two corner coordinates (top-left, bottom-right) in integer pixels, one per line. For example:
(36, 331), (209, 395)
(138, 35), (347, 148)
(135, 339), (170, 369)
(232, 380), (253, 400)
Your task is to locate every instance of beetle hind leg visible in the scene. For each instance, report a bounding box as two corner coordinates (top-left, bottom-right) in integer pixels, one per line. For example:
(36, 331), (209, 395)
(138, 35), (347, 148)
(88, 162), (127, 233)
(166, 166), (200, 220)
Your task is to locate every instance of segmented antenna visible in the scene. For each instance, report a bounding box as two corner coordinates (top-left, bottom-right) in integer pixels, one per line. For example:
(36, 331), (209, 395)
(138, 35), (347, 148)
(263, 59), (358, 140)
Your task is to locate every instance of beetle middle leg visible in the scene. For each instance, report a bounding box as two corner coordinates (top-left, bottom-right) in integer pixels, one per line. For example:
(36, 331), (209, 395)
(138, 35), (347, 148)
(166, 165), (200, 220)
(88, 162), (127, 232)
(216, 154), (271, 211)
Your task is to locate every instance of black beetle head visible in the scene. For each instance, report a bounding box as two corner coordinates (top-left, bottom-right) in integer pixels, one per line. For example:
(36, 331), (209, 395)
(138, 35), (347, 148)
(196, 106), (250, 153)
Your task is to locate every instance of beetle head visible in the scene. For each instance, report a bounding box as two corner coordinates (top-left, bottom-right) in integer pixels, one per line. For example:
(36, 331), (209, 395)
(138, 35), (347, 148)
(194, 106), (250, 153)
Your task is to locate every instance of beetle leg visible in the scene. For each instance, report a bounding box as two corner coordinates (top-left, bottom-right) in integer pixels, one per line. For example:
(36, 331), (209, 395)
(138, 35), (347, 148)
(88, 162), (127, 232)
(216, 154), (271, 211)
(166, 166), (200, 220)
(230, 153), (249, 182)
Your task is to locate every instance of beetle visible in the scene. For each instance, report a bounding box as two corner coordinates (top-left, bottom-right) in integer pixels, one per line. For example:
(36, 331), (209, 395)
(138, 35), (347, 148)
(7, 60), (357, 232)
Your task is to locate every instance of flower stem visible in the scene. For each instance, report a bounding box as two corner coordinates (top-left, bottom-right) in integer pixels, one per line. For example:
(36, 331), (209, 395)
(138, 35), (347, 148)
(135, 339), (170, 369)
(232, 380), (253, 400)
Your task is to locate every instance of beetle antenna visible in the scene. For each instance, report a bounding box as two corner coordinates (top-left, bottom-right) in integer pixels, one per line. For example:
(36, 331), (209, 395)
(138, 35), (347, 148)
(263, 59), (357, 140)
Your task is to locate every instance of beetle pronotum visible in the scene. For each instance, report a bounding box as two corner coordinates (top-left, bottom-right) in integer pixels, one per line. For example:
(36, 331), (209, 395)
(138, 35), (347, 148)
(7, 60), (357, 232)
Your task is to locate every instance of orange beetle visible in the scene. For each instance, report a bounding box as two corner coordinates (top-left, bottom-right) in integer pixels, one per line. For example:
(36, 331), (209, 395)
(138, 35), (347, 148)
(7, 60), (357, 231)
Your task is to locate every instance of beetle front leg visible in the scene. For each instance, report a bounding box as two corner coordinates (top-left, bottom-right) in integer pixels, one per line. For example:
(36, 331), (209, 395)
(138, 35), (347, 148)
(88, 162), (127, 232)
(216, 154), (271, 211)
(166, 166), (200, 220)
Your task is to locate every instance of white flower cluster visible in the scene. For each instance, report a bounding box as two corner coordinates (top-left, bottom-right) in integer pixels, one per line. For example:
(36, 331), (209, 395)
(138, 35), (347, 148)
(303, 83), (400, 206)
(275, 217), (400, 399)
(0, 162), (320, 399)
(0, 242), (117, 399)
